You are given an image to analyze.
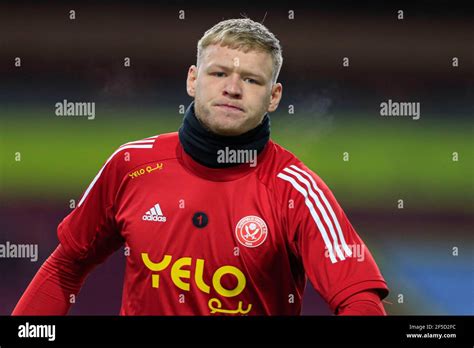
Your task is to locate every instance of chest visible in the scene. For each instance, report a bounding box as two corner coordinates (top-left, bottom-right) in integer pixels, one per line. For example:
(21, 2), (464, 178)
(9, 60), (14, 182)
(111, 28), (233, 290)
(114, 161), (285, 277)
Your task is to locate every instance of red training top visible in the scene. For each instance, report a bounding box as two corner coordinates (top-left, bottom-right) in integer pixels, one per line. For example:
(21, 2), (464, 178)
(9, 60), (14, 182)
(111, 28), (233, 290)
(19, 133), (389, 315)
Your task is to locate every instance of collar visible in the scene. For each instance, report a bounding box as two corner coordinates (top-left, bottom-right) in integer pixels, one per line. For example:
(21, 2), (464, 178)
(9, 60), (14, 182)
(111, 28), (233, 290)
(178, 101), (270, 168)
(177, 101), (272, 181)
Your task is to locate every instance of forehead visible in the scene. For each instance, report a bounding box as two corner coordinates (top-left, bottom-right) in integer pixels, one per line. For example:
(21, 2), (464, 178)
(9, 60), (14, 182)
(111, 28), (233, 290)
(201, 44), (273, 77)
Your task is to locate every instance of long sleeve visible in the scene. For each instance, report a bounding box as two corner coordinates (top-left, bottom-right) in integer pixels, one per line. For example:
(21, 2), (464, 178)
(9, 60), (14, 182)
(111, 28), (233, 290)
(13, 143), (128, 315)
(276, 162), (389, 313)
(12, 244), (97, 315)
(336, 290), (387, 315)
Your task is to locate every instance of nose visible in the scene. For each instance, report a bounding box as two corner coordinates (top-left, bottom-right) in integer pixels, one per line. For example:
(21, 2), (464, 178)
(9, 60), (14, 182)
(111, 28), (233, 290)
(223, 75), (242, 99)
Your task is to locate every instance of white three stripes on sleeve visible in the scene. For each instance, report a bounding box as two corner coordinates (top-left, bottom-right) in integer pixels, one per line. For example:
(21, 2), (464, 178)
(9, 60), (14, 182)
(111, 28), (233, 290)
(277, 165), (352, 263)
(77, 136), (158, 207)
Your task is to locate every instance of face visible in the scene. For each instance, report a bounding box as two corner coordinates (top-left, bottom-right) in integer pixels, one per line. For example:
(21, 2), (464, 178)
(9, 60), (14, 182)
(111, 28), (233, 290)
(186, 44), (283, 136)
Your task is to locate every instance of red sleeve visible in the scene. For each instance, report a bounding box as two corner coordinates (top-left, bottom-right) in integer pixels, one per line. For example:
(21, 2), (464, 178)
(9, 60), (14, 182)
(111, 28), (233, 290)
(13, 147), (129, 315)
(57, 146), (125, 260)
(336, 290), (387, 315)
(12, 244), (97, 315)
(277, 163), (389, 313)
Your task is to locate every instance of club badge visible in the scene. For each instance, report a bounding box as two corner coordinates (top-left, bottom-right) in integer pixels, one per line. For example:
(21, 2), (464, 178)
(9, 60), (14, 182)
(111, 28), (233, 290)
(235, 216), (268, 248)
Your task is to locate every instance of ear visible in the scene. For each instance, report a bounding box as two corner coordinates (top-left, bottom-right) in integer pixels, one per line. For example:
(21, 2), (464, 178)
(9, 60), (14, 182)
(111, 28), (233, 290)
(267, 82), (283, 113)
(186, 65), (198, 97)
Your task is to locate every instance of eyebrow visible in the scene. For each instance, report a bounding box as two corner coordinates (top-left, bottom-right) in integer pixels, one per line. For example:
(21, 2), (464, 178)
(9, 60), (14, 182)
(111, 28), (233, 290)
(206, 63), (268, 81)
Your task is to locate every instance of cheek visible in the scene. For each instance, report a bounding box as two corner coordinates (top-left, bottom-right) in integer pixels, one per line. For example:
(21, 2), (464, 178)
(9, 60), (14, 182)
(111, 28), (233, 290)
(252, 90), (272, 110)
(195, 79), (204, 95)
(197, 79), (218, 100)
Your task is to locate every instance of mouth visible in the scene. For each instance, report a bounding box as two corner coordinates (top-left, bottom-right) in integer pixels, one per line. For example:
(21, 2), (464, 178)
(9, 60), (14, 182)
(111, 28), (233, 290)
(214, 103), (244, 113)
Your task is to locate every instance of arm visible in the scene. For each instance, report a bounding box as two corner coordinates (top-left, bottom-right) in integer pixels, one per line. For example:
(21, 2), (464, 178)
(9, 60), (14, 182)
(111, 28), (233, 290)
(13, 145), (128, 315)
(277, 162), (389, 315)
(12, 244), (96, 315)
(336, 290), (387, 316)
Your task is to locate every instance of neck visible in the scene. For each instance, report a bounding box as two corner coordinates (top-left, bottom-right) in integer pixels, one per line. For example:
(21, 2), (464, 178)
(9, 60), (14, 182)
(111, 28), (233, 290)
(178, 102), (270, 168)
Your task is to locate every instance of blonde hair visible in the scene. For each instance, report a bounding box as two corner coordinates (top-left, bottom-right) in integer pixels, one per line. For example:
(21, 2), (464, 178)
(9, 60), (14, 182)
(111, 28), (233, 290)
(197, 18), (283, 84)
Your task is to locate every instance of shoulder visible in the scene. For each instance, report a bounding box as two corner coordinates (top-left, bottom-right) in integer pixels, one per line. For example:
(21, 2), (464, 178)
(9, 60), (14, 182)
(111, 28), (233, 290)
(98, 132), (179, 178)
(77, 133), (179, 207)
(261, 140), (327, 199)
(260, 140), (316, 182)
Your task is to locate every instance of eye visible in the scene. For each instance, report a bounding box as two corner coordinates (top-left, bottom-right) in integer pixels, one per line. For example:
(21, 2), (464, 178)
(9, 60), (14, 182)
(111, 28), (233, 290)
(244, 78), (259, 84)
(211, 72), (226, 77)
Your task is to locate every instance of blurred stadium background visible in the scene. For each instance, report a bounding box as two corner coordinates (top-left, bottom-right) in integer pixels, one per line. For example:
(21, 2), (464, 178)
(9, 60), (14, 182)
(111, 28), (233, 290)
(0, 1), (472, 315)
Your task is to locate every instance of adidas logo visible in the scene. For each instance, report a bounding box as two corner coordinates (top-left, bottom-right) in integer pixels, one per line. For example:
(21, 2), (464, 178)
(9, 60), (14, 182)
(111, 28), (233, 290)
(142, 203), (167, 222)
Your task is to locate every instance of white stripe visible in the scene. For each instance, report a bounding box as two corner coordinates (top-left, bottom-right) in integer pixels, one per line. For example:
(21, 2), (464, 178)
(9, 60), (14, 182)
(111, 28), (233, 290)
(283, 167), (346, 261)
(150, 207), (157, 215)
(277, 172), (338, 263)
(154, 204), (163, 216)
(120, 139), (156, 147)
(289, 165), (352, 257)
(119, 135), (158, 147)
(78, 144), (153, 207)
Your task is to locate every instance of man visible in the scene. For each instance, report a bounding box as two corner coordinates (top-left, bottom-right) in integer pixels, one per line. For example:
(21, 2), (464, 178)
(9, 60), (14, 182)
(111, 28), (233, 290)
(13, 18), (388, 315)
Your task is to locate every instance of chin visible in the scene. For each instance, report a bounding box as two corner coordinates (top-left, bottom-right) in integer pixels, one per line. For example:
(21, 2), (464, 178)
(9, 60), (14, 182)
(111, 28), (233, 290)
(206, 116), (244, 136)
